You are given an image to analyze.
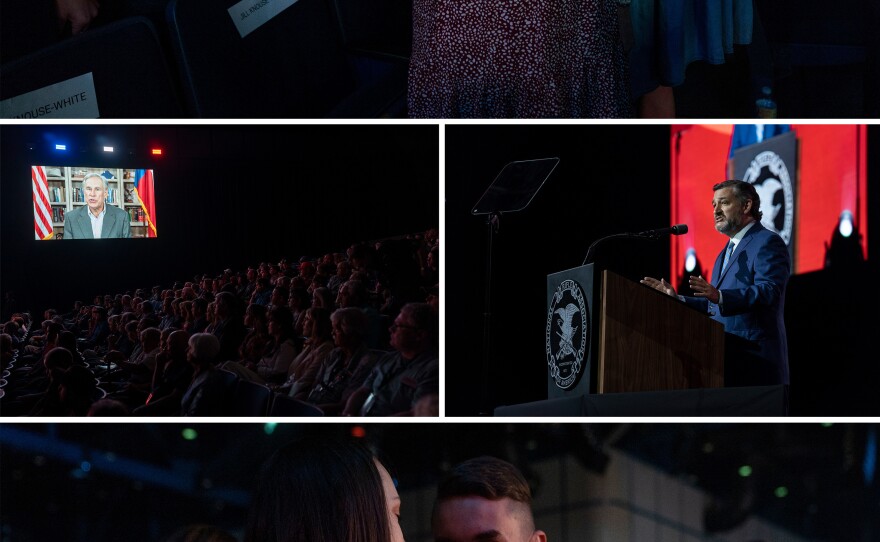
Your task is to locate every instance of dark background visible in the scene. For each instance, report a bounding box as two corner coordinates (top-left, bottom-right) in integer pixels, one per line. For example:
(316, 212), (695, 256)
(0, 124), (439, 317)
(445, 124), (880, 416)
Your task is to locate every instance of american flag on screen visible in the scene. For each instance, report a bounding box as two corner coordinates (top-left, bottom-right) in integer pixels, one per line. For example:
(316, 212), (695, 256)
(134, 169), (157, 237)
(32, 165), (53, 240)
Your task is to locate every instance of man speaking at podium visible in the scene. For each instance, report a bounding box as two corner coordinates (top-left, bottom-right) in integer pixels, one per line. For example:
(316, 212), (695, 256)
(63, 172), (131, 239)
(641, 180), (790, 388)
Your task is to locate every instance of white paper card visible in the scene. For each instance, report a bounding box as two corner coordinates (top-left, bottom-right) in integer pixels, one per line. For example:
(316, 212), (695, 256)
(228, 0), (299, 38)
(1, 72), (100, 119)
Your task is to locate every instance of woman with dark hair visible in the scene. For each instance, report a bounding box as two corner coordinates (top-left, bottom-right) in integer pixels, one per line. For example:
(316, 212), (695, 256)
(221, 306), (297, 385)
(275, 307), (334, 400)
(245, 436), (403, 542)
(238, 303), (270, 365)
(287, 287), (311, 337)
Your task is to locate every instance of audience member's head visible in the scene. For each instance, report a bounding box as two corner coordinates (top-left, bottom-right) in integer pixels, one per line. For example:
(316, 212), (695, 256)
(59, 365), (98, 416)
(390, 303), (438, 357)
(91, 306), (107, 321)
(245, 436), (402, 542)
(288, 287), (311, 312)
(141, 327), (162, 352)
(56, 331), (78, 358)
(304, 307), (332, 342)
(312, 287), (334, 311)
(271, 285), (290, 308)
(244, 303), (269, 330)
(330, 308), (367, 350)
(433, 456), (546, 542)
(337, 280), (367, 309)
(125, 320), (140, 342)
(192, 297), (208, 318)
(0, 333), (13, 368)
(215, 291), (240, 321)
(267, 306), (294, 340)
(88, 398), (131, 417)
(167, 330), (190, 361)
(2, 321), (20, 337)
(44, 346), (74, 379)
(187, 333), (220, 367)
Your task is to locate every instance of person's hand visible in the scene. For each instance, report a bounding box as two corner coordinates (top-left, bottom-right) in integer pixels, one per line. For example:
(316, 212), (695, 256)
(640, 277), (676, 297)
(688, 275), (720, 304)
(56, 0), (100, 35)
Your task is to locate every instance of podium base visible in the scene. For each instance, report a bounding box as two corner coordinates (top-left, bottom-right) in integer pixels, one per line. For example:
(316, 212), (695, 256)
(493, 385), (787, 417)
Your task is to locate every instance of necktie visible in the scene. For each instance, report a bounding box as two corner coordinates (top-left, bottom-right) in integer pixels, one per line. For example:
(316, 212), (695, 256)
(721, 241), (735, 273)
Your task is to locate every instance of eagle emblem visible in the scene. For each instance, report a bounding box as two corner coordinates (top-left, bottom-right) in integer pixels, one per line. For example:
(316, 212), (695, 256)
(546, 279), (589, 390)
(744, 150), (794, 244)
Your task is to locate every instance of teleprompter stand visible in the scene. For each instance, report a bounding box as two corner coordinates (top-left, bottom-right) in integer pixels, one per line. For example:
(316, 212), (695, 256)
(471, 157), (559, 415)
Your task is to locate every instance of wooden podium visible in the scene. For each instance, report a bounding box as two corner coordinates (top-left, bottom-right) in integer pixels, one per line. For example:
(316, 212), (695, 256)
(546, 265), (724, 398)
(597, 270), (724, 393)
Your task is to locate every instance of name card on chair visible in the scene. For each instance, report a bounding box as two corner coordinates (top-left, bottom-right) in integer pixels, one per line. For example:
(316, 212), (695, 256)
(228, 0), (299, 38)
(1, 72), (99, 119)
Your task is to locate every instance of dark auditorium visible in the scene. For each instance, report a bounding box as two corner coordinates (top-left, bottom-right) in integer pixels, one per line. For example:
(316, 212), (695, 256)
(0, 123), (440, 417)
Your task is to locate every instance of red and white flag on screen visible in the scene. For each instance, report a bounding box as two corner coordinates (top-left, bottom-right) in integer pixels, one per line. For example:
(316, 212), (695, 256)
(32, 165), (54, 240)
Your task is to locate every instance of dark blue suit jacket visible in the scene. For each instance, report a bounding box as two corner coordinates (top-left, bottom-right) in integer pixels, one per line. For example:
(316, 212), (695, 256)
(683, 222), (791, 386)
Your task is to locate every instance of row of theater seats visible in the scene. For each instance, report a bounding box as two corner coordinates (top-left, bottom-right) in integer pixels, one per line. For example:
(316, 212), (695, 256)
(217, 369), (325, 417)
(0, 344), (324, 417)
(0, 350), (14, 401)
(1, 0), (412, 118)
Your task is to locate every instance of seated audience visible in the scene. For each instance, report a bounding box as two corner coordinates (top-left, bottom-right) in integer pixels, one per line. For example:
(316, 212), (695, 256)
(1, 228), (438, 418)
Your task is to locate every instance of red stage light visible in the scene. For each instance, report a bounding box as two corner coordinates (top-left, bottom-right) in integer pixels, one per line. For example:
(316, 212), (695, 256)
(151, 149), (163, 155)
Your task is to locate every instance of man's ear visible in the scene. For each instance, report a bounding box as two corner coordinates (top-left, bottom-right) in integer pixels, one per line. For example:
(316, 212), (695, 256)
(530, 530), (548, 542)
(743, 198), (753, 215)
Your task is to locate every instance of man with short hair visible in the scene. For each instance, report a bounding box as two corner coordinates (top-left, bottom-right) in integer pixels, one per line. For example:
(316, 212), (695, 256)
(641, 179), (790, 388)
(433, 456), (547, 542)
(62, 172), (131, 239)
(343, 303), (438, 416)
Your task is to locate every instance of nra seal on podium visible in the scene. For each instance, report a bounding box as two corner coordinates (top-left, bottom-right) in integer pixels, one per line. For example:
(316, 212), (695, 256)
(546, 279), (589, 390)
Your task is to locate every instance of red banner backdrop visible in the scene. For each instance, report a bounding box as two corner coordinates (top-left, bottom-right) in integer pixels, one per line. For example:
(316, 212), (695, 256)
(670, 124), (868, 289)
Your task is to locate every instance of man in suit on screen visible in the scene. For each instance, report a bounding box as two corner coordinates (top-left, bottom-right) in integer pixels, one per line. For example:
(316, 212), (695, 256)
(62, 172), (131, 239)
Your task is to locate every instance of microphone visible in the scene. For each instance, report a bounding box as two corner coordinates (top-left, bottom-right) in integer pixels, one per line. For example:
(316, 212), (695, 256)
(637, 224), (688, 238)
(582, 225), (688, 265)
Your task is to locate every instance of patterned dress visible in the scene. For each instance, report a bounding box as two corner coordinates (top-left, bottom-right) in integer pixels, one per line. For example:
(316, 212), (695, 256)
(408, 0), (633, 118)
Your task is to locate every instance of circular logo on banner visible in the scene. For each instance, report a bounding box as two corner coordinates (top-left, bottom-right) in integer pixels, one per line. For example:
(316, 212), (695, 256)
(546, 279), (589, 390)
(743, 151), (794, 244)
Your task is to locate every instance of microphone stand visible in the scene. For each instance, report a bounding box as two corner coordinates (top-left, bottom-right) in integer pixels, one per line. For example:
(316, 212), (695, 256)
(582, 232), (659, 266)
